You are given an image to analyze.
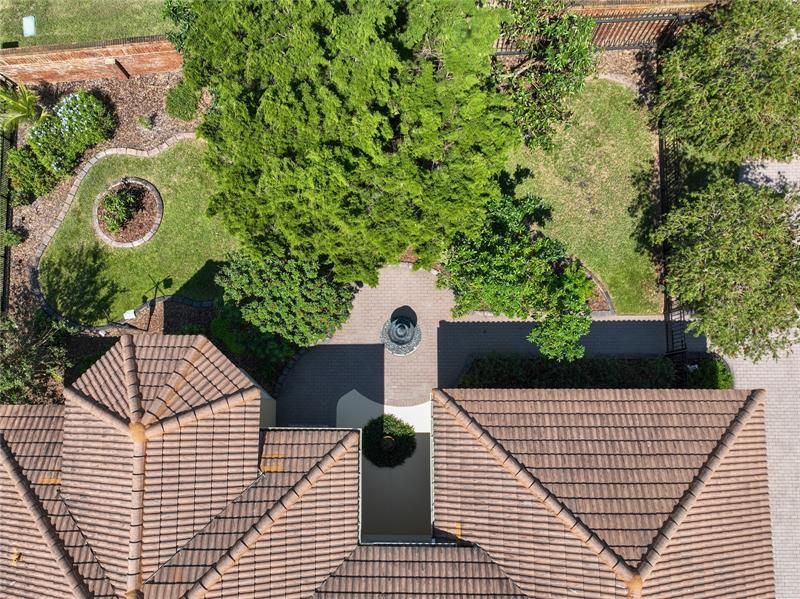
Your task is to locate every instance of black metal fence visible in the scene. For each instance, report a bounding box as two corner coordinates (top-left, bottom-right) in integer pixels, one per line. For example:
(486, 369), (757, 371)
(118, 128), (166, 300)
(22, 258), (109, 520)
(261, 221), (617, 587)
(0, 74), (15, 315)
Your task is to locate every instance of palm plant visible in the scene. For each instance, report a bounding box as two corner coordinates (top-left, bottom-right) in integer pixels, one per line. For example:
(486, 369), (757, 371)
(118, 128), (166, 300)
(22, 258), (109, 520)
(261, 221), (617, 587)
(0, 83), (48, 131)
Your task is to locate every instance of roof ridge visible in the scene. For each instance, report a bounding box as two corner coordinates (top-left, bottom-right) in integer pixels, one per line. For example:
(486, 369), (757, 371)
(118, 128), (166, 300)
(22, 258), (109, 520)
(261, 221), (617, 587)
(181, 430), (360, 599)
(0, 433), (92, 599)
(636, 388), (767, 581)
(120, 335), (144, 422)
(431, 389), (636, 583)
(140, 335), (212, 426)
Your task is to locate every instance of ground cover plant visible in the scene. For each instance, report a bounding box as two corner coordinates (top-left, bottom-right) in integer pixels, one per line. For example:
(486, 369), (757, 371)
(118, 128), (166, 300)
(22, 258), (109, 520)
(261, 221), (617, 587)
(39, 141), (238, 324)
(164, 79), (198, 121)
(510, 79), (661, 314)
(0, 0), (167, 47)
(99, 189), (137, 233)
(653, 174), (800, 360)
(362, 414), (417, 468)
(656, 0), (800, 163)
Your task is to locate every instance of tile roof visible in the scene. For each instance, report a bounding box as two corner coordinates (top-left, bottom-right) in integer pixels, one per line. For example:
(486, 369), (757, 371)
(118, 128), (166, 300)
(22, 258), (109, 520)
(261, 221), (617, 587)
(432, 388), (775, 598)
(0, 334), (777, 598)
(314, 543), (528, 598)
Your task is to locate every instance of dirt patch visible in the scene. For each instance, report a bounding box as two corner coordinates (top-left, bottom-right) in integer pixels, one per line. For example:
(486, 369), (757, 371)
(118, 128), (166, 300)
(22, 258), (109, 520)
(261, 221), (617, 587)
(96, 183), (159, 243)
(9, 72), (196, 323)
(595, 48), (658, 106)
(589, 283), (612, 313)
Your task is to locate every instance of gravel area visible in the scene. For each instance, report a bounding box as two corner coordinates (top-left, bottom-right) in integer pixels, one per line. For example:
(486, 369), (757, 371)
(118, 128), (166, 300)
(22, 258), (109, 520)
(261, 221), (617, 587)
(9, 72), (197, 323)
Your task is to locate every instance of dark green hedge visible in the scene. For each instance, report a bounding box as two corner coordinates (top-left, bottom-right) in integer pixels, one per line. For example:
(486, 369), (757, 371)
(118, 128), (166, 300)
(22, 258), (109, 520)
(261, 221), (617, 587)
(362, 414), (416, 468)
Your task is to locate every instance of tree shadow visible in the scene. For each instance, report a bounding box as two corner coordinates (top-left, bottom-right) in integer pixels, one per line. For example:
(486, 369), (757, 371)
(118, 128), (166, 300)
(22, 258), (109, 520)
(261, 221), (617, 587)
(634, 48), (659, 110)
(628, 159), (664, 281)
(39, 242), (122, 325)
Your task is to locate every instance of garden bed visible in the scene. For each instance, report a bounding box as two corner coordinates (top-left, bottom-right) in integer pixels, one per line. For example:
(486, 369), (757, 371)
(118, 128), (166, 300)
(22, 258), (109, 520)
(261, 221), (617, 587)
(38, 140), (238, 325)
(9, 72), (194, 321)
(508, 79), (661, 314)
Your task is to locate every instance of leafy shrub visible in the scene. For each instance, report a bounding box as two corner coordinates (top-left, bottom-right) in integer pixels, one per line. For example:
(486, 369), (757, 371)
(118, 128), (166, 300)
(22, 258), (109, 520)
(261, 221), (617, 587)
(0, 82), (48, 131)
(439, 179), (593, 361)
(687, 355), (734, 390)
(165, 79), (199, 121)
(656, 0), (800, 162)
(499, 0), (595, 148)
(362, 414), (417, 468)
(1, 228), (25, 247)
(101, 190), (138, 233)
(460, 354), (677, 389)
(0, 312), (71, 405)
(216, 251), (354, 348)
(163, 0), (198, 53)
(210, 303), (296, 385)
(28, 91), (113, 176)
(7, 146), (57, 202)
(653, 175), (800, 360)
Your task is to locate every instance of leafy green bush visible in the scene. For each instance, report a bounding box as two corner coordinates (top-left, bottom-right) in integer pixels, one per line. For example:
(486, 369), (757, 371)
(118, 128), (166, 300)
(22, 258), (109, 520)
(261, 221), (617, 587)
(0, 82), (48, 131)
(460, 354), (677, 389)
(653, 175), (800, 360)
(28, 91), (113, 176)
(362, 414), (417, 468)
(7, 146), (58, 202)
(165, 79), (199, 121)
(439, 179), (593, 361)
(163, 0), (197, 53)
(687, 355), (734, 390)
(656, 0), (800, 162)
(499, 0), (595, 148)
(1, 228), (25, 247)
(0, 312), (71, 405)
(100, 190), (138, 233)
(216, 251), (354, 347)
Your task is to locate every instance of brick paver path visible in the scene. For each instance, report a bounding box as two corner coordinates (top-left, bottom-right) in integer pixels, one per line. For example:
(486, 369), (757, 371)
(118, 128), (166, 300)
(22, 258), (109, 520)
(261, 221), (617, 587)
(277, 264), (799, 596)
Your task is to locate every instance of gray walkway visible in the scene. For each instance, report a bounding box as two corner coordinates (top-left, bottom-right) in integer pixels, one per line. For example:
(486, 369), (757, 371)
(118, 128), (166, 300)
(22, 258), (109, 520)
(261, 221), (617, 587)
(277, 264), (799, 596)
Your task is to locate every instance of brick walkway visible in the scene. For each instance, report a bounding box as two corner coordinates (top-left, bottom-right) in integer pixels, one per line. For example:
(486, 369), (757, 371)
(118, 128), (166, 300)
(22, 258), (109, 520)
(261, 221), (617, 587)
(276, 264), (799, 596)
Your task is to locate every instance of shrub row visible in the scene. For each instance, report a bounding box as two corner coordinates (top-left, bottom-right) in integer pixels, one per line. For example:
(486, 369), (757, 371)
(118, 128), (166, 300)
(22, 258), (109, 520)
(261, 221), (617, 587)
(8, 91), (113, 205)
(459, 353), (733, 390)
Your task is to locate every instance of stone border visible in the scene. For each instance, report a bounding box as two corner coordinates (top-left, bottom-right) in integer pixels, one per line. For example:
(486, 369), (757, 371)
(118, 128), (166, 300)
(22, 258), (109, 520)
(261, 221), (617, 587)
(30, 132), (198, 332)
(92, 176), (163, 248)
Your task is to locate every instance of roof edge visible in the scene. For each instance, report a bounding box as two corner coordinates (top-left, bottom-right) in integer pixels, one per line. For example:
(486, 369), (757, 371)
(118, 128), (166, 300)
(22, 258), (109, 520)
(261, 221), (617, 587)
(181, 430), (360, 599)
(431, 389), (636, 582)
(0, 433), (92, 599)
(637, 389), (767, 579)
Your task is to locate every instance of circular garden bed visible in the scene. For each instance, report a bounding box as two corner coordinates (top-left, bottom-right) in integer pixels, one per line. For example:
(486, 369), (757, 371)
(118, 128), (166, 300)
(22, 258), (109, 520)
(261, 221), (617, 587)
(93, 176), (163, 248)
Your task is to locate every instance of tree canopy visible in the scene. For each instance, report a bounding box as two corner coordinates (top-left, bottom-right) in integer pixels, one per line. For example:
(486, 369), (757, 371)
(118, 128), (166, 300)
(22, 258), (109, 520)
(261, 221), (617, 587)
(439, 175), (593, 361)
(656, 0), (800, 162)
(654, 175), (800, 360)
(179, 0), (519, 285)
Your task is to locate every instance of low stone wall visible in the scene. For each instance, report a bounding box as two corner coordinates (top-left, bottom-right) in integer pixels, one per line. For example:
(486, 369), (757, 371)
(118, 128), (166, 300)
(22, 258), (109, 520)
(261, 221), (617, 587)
(0, 36), (181, 84)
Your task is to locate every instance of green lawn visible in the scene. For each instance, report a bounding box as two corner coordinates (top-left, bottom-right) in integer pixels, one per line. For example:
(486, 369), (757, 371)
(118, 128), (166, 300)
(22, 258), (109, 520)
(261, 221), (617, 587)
(509, 79), (661, 314)
(39, 141), (238, 325)
(0, 0), (167, 47)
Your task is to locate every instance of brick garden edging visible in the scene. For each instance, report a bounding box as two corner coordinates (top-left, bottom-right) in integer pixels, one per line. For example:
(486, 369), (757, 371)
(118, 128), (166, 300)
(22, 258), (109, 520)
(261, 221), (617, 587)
(29, 132), (208, 333)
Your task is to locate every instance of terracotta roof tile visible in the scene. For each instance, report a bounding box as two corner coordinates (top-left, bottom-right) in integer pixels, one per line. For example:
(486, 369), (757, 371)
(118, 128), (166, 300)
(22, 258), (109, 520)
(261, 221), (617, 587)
(432, 388), (775, 598)
(314, 544), (528, 598)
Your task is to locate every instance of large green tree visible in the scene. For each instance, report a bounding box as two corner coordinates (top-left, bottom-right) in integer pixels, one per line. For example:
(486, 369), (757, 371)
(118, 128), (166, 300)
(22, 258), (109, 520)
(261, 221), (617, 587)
(654, 176), (800, 360)
(439, 178), (593, 361)
(656, 0), (800, 162)
(178, 0), (518, 285)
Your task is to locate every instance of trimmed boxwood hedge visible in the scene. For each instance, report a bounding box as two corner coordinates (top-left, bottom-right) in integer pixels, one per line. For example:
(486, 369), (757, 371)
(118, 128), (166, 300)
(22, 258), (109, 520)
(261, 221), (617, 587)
(459, 353), (735, 390)
(362, 414), (416, 468)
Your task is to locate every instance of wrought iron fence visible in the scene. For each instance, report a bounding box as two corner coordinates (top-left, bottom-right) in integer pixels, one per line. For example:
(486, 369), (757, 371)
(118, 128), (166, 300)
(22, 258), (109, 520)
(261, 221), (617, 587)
(0, 74), (16, 315)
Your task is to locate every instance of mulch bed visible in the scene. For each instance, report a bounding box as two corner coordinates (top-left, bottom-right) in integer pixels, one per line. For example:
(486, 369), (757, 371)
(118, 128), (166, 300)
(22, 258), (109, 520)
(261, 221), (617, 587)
(97, 183), (158, 244)
(9, 72), (196, 324)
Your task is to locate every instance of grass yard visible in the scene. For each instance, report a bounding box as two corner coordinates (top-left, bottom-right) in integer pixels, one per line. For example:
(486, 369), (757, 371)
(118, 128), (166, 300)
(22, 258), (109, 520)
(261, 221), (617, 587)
(0, 0), (167, 47)
(39, 141), (238, 325)
(509, 79), (661, 314)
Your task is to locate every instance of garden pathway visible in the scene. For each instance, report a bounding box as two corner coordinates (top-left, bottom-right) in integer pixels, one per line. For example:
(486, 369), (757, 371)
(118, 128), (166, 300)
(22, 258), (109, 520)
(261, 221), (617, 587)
(277, 262), (800, 595)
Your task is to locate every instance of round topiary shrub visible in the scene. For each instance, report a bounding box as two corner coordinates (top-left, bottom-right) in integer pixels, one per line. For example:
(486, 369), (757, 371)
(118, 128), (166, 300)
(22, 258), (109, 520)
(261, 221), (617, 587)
(362, 414), (416, 468)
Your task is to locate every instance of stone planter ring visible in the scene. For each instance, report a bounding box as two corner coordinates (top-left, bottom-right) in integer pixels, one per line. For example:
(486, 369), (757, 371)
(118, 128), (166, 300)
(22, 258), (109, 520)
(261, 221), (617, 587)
(93, 176), (163, 248)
